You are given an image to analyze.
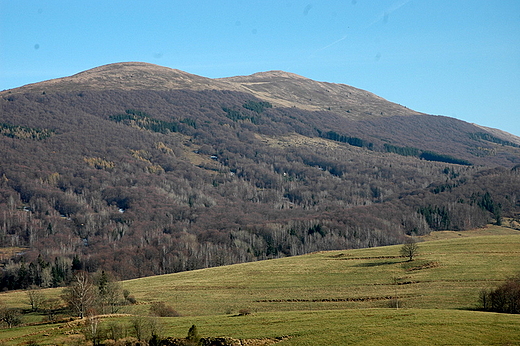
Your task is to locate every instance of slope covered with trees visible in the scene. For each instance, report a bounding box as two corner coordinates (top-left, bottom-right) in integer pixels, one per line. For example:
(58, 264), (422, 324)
(0, 63), (519, 288)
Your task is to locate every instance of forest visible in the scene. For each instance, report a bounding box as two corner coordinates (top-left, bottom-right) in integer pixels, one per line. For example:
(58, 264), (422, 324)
(1, 69), (520, 290)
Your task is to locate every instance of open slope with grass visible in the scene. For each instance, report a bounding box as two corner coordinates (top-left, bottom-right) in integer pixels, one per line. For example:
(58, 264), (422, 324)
(123, 226), (520, 315)
(1, 226), (519, 345)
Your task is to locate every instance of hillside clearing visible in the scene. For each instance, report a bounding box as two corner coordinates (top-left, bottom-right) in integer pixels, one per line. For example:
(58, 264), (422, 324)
(120, 229), (520, 316)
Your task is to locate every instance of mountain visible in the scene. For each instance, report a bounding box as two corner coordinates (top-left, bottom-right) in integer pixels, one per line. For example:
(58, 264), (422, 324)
(8, 62), (236, 93)
(11, 62), (417, 117)
(219, 70), (420, 118)
(1, 62), (519, 286)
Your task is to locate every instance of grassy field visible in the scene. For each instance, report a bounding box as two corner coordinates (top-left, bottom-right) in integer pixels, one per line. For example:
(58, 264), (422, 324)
(1, 225), (519, 345)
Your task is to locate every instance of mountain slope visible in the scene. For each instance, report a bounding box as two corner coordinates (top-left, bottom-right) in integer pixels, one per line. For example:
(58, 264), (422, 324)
(0, 62), (519, 284)
(220, 70), (421, 118)
(4, 62), (238, 93)
(4, 63), (419, 117)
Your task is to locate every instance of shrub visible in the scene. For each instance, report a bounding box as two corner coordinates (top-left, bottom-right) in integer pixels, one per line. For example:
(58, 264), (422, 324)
(238, 308), (251, 316)
(123, 289), (137, 305)
(149, 302), (180, 317)
(104, 336), (141, 346)
(186, 324), (200, 344)
(479, 274), (520, 314)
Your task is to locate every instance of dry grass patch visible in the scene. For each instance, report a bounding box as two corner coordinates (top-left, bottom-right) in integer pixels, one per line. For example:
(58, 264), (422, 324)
(419, 224), (519, 241)
(0, 247), (26, 261)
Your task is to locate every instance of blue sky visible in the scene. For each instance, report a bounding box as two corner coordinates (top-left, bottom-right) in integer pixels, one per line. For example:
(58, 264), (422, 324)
(1, 1), (519, 136)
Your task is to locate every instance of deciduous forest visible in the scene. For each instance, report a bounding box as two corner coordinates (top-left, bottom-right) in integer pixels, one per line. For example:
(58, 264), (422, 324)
(1, 63), (519, 290)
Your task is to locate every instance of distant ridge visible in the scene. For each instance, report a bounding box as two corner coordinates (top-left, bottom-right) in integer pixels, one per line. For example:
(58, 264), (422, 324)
(2, 61), (519, 140)
(3, 62), (420, 120)
(226, 70), (310, 80)
(3, 62), (238, 93)
(219, 69), (420, 117)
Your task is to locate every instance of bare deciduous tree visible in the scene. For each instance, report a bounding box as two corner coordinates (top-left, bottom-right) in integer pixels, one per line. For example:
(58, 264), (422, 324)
(95, 271), (123, 314)
(42, 298), (61, 322)
(400, 238), (419, 261)
(26, 287), (45, 312)
(83, 315), (102, 345)
(0, 303), (22, 328)
(61, 271), (97, 318)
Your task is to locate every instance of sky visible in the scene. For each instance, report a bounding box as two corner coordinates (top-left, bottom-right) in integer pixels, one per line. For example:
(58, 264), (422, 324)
(1, 1), (519, 136)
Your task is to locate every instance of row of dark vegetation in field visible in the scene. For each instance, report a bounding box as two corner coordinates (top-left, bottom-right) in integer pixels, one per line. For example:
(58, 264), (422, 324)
(0, 89), (519, 289)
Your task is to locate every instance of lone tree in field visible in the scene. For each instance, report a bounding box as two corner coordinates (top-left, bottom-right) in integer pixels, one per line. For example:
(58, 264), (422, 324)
(26, 287), (45, 312)
(61, 271), (96, 318)
(0, 304), (22, 328)
(400, 238), (419, 261)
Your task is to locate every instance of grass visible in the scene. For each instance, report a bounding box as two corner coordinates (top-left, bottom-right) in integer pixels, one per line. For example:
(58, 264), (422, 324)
(1, 225), (519, 344)
(157, 309), (520, 345)
(121, 227), (520, 315)
(3, 309), (519, 345)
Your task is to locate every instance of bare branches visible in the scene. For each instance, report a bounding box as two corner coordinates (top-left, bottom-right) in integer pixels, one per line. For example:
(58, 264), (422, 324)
(61, 271), (97, 318)
(400, 238), (419, 262)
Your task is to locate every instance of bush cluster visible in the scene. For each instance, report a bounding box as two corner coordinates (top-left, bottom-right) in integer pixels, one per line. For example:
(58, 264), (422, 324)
(150, 302), (180, 317)
(479, 274), (520, 314)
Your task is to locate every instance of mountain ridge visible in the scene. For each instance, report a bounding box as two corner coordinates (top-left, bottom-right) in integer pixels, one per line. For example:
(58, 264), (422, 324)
(2, 62), (238, 94)
(5, 62), (520, 139)
(0, 62), (519, 284)
(219, 69), (421, 118)
(3, 62), (422, 121)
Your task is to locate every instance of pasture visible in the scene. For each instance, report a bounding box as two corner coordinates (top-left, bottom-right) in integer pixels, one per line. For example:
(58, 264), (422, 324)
(1, 226), (519, 345)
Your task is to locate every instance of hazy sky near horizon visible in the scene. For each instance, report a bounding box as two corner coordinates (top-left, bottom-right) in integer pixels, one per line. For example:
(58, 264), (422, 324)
(1, 1), (519, 136)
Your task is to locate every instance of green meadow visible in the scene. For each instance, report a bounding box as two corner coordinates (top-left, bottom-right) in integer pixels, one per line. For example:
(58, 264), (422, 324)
(1, 226), (520, 345)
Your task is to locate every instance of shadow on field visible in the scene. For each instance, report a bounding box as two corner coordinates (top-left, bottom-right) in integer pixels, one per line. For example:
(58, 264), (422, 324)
(354, 260), (401, 267)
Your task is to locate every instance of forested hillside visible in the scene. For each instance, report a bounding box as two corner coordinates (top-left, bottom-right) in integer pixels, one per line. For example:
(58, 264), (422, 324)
(1, 62), (519, 288)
